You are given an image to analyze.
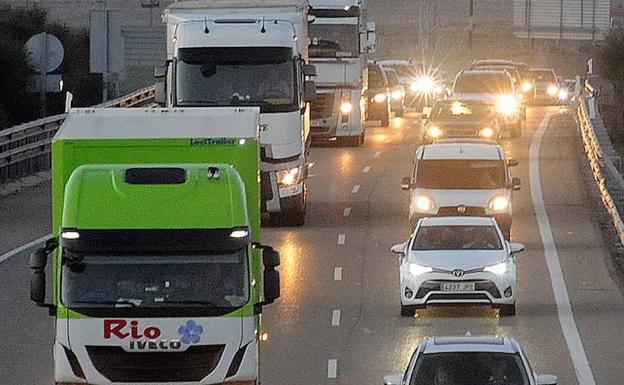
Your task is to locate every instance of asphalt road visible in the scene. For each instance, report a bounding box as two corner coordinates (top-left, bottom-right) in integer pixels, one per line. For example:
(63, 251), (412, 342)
(1, 107), (624, 384)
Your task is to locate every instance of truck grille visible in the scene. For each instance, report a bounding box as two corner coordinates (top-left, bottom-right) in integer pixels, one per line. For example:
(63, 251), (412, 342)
(86, 345), (224, 382)
(311, 93), (334, 120)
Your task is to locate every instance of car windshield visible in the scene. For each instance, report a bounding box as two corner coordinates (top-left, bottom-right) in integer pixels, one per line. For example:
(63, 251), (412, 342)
(385, 70), (400, 87)
(416, 159), (506, 189)
(454, 74), (513, 94)
(531, 70), (556, 83)
(409, 352), (529, 385)
(430, 102), (494, 120)
(386, 64), (419, 78)
(412, 225), (503, 250)
(176, 47), (296, 113)
(309, 17), (359, 58)
(62, 250), (249, 309)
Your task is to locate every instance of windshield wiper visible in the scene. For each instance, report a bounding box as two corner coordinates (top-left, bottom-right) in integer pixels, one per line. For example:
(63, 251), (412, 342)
(73, 300), (139, 307)
(161, 299), (229, 307)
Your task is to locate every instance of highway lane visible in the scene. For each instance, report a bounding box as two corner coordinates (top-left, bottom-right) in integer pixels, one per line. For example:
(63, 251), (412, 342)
(1, 109), (624, 384)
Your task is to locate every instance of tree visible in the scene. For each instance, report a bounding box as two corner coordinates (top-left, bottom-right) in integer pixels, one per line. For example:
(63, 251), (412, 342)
(597, 30), (624, 140)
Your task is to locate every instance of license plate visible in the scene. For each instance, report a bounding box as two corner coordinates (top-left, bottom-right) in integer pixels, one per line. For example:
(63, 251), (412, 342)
(440, 282), (475, 292)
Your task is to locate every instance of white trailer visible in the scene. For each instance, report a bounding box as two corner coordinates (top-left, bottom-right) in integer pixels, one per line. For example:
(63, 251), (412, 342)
(160, 0), (316, 225)
(308, 0), (375, 146)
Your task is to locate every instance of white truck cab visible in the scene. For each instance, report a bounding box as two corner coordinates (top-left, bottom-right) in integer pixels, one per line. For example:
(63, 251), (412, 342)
(402, 140), (521, 238)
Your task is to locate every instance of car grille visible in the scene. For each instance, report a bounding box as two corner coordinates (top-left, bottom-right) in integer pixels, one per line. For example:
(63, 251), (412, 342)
(311, 93), (334, 120)
(86, 345), (224, 382)
(437, 206), (486, 216)
(428, 293), (491, 301)
(260, 172), (273, 201)
(416, 280), (501, 299)
(444, 128), (479, 137)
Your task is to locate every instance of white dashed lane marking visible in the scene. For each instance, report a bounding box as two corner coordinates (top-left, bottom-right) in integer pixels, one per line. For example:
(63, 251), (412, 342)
(331, 309), (341, 326)
(334, 267), (342, 281)
(343, 207), (352, 217)
(337, 234), (346, 245)
(351, 185), (360, 193)
(363, 166), (371, 173)
(327, 359), (338, 378)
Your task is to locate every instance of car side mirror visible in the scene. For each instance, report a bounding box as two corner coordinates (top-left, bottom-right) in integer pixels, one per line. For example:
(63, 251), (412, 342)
(536, 374), (557, 385)
(512, 177), (521, 191)
(390, 243), (406, 254)
(302, 64), (316, 77)
(507, 158), (519, 167)
(304, 80), (317, 103)
(401, 177), (412, 190)
(154, 82), (165, 105)
(510, 242), (525, 254)
(383, 374), (403, 385)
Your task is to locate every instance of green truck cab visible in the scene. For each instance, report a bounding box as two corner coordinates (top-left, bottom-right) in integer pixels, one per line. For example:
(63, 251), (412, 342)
(29, 107), (278, 385)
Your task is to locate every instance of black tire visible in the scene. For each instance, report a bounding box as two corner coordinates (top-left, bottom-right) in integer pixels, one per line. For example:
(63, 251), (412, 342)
(401, 305), (416, 317)
(511, 122), (522, 138)
(498, 304), (516, 317)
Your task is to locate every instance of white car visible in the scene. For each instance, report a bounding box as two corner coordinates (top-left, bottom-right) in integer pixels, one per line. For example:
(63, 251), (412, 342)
(402, 140), (520, 238)
(383, 336), (558, 385)
(391, 216), (524, 316)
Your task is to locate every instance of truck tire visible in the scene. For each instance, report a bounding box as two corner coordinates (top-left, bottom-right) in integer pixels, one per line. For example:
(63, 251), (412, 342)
(498, 304), (516, 317)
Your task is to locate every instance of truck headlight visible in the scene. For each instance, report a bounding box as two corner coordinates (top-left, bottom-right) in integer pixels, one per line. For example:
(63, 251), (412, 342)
(521, 82), (532, 92)
(409, 263), (433, 276)
(426, 126), (443, 138)
(547, 85), (558, 96)
(373, 93), (387, 103)
(479, 127), (495, 138)
(488, 195), (509, 212)
(340, 101), (353, 114)
(558, 89), (569, 101)
(277, 167), (302, 187)
(391, 89), (403, 100)
(483, 261), (507, 275)
(415, 194), (436, 211)
(496, 95), (518, 115)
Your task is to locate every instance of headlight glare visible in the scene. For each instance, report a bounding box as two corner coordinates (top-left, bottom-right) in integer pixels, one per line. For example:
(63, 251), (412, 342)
(521, 82), (532, 92)
(374, 93), (387, 103)
(558, 89), (569, 100)
(340, 101), (353, 114)
(426, 126), (443, 138)
(408, 263), (433, 276)
(484, 262), (508, 275)
(415, 194), (435, 211)
(391, 90), (403, 100)
(415, 76), (435, 93)
(496, 95), (518, 115)
(488, 195), (509, 211)
(547, 85), (558, 96)
(479, 127), (495, 138)
(276, 167), (302, 187)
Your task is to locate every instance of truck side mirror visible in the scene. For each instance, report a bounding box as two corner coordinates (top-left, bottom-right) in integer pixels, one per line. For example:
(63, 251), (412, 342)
(262, 247), (280, 268)
(302, 64), (316, 77)
(30, 270), (46, 304)
(263, 269), (281, 304)
(304, 80), (317, 103)
(506, 158), (519, 167)
(155, 82), (166, 105)
(29, 248), (48, 270)
(512, 177), (521, 191)
(401, 177), (412, 190)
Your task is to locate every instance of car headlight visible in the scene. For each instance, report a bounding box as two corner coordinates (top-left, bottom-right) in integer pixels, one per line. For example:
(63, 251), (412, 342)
(414, 76), (435, 93)
(547, 85), (558, 96)
(415, 194), (436, 211)
(340, 101), (353, 114)
(496, 95), (518, 115)
(410, 81), (419, 93)
(483, 261), (508, 275)
(374, 93), (387, 103)
(479, 127), (495, 138)
(521, 82), (532, 92)
(558, 89), (569, 100)
(488, 195), (509, 212)
(409, 263), (433, 276)
(276, 167), (302, 187)
(391, 89), (403, 100)
(426, 126), (443, 138)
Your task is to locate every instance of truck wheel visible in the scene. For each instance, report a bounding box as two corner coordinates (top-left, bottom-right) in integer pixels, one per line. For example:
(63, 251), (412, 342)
(498, 304), (516, 317)
(381, 112), (390, 127)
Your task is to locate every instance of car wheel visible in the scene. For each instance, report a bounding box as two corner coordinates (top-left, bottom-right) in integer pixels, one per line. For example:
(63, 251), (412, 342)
(401, 305), (416, 317)
(499, 304), (516, 316)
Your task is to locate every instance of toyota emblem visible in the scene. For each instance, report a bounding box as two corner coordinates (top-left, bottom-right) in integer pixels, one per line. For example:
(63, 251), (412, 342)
(452, 269), (465, 277)
(457, 205), (466, 213)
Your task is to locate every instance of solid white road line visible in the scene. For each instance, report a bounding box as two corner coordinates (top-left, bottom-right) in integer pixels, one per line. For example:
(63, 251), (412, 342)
(363, 166), (371, 173)
(334, 267), (343, 281)
(343, 207), (352, 217)
(327, 359), (338, 378)
(331, 309), (341, 326)
(0, 234), (50, 264)
(352, 184), (360, 193)
(337, 234), (346, 245)
(529, 113), (597, 385)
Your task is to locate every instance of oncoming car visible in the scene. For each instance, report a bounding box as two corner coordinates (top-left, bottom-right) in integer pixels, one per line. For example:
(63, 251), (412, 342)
(452, 70), (523, 138)
(391, 216), (523, 316)
(402, 141), (521, 238)
(530, 68), (559, 105)
(423, 99), (500, 143)
(383, 336), (558, 385)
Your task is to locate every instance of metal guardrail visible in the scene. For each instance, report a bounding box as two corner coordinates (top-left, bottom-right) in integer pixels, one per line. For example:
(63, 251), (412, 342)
(577, 90), (624, 247)
(0, 86), (156, 184)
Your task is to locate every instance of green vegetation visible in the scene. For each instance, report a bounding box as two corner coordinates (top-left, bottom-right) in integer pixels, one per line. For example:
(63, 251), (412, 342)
(0, 6), (102, 128)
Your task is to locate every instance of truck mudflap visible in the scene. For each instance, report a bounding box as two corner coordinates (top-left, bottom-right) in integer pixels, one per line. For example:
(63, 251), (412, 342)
(57, 316), (257, 384)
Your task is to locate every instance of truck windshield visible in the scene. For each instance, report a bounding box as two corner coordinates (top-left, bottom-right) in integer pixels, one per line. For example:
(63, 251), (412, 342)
(454, 73), (513, 94)
(62, 250), (249, 310)
(309, 17), (359, 58)
(416, 159), (505, 189)
(176, 47), (297, 113)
